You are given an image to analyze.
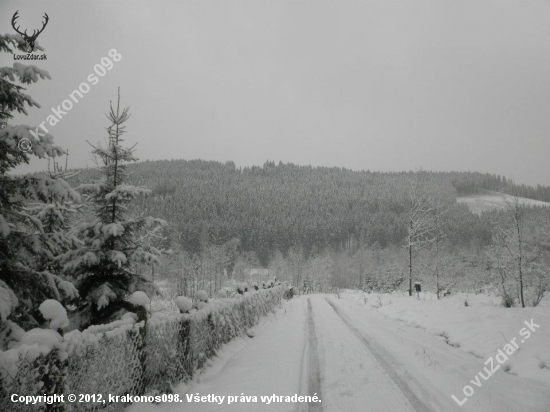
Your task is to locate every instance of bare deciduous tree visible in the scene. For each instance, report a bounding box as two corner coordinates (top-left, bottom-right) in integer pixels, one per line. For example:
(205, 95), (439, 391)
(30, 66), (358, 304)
(432, 203), (447, 299)
(405, 176), (436, 296)
(489, 191), (539, 307)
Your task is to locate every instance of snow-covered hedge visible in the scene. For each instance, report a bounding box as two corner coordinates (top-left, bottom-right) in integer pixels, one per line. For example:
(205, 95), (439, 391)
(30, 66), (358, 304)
(0, 287), (283, 411)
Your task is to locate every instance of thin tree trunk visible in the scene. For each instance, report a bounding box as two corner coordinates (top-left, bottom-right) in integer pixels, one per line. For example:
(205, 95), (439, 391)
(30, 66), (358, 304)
(435, 213), (440, 300)
(409, 241), (413, 296)
(436, 253), (440, 300)
(515, 209), (525, 308)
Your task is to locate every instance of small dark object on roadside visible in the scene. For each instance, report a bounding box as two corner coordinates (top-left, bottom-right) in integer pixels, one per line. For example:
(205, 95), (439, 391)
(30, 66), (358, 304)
(283, 286), (295, 300)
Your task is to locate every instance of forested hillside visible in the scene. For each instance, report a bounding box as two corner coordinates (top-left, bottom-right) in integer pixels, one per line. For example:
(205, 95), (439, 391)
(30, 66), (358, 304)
(71, 159), (542, 265)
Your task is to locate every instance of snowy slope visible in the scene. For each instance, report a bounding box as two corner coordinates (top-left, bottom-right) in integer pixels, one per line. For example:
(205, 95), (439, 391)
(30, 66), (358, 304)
(456, 193), (550, 214)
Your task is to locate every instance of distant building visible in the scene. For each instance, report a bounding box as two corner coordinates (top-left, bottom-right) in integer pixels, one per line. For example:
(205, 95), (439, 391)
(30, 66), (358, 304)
(246, 266), (269, 279)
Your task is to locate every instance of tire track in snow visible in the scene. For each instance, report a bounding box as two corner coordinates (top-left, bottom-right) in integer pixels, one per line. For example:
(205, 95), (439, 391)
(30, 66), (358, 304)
(307, 298), (323, 412)
(324, 297), (436, 412)
(312, 297), (417, 411)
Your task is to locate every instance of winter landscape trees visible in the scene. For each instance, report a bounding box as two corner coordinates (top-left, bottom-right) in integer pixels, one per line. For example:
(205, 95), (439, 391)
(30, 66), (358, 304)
(64, 157), (550, 307)
(0, 31), (166, 336)
(0, 34), (80, 330)
(486, 192), (550, 308)
(58, 90), (165, 327)
(1, 28), (550, 355)
(2, 3), (550, 411)
(404, 175), (437, 296)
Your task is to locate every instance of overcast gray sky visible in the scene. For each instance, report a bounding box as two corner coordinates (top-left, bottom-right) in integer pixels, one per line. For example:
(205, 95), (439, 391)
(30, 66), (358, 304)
(2, 0), (550, 185)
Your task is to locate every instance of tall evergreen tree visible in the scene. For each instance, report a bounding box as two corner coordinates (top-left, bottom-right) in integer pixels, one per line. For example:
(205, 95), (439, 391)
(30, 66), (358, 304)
(0, 33), (80, 328)
(60, 90), (165, 327)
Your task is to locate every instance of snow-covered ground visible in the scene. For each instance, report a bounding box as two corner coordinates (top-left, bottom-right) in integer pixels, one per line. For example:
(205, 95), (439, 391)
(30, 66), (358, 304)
(128, 298), (309, 412)
(456, 193), (550, 214)
(346, 290), (550, 385)
(127, 292), (550, 412)
(335, 291), (550, 411)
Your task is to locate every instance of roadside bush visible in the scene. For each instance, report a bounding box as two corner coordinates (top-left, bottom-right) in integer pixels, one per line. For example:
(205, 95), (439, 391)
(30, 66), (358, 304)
(0, 287), (284, 411)
(501, 293), (515, 308)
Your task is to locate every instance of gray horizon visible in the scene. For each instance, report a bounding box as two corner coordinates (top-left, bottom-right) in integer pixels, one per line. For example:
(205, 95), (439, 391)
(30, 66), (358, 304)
(2, 0), (550, 186)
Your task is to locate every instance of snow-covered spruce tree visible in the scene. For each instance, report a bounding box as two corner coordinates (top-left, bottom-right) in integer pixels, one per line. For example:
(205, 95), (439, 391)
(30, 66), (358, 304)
(60, 90), (166, 327)
(26, 192), (82, 279)
(0, 34), (80, 330)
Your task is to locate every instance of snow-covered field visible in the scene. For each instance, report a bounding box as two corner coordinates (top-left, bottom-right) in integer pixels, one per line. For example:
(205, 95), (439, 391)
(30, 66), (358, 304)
(345, 290), (550, 384)
(127, 291), (550, 412)
(456, 193), (550, 214)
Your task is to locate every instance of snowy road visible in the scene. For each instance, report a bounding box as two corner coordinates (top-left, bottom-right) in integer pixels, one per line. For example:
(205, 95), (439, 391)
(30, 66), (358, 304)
(129, 295), (550, 412)
(305, 299), (322, 412)
(312, 297), (429, 411)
